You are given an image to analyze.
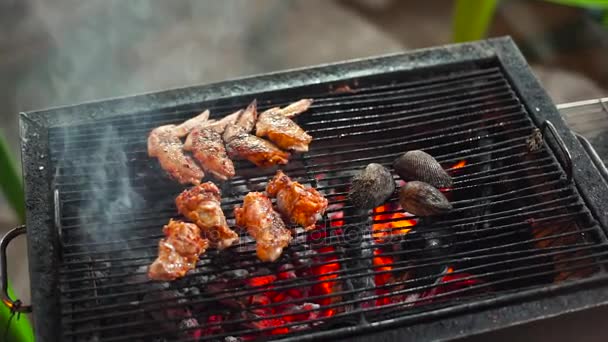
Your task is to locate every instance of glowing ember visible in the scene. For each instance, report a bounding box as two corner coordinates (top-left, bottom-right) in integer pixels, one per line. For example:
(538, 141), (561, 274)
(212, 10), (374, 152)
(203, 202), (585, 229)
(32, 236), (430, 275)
(373, 249), (395, 306)
(451, 160), (467, 169)
(372, 203), (417, 241)
(312, 246), (341, 317)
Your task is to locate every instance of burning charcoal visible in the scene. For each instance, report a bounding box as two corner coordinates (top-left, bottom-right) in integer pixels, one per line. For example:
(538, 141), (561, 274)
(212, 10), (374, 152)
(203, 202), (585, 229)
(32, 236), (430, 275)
(348, 163), (395, 210)
(222, 269), (250, 280)
(399, 181), (452, 216)
(393, 150), (452, 188)
(142, 290), (201, 340)
(292, 248), (317, 267)
(178, 318), (202, 341)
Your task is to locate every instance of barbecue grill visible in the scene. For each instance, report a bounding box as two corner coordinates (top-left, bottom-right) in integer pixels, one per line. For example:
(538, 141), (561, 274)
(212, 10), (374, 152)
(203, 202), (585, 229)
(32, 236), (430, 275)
(5, 37), (608, 341)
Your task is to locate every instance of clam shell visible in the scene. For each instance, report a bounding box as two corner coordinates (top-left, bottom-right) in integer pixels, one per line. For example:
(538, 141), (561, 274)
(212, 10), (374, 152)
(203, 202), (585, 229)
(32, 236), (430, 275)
(349, 163), (395, 209)
(399, 181), (452, 216)
(393, 150), (452, 188)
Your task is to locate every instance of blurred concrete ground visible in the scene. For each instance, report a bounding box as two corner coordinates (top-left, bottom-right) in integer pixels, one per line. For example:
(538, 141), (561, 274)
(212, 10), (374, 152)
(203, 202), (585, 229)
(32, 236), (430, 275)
(0, 0), (606, 340)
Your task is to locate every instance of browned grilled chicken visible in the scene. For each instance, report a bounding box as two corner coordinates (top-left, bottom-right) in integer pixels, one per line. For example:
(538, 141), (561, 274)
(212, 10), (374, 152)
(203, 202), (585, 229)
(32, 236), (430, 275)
(256, 107), (312, 152)
(278, 99), (313, 118)
(234, 192), (292, 262)
(148, 219), (210, 281)
(224, 126), (291, 167)
(176, 182), (239, 249)
(204, 108), (243, 133)
(172, 110), (210, 138)
(266, 170), (328, 230)
(184, 127), (235, 180)
(148, 125), (205, 185)
(224, 100), (290, 167)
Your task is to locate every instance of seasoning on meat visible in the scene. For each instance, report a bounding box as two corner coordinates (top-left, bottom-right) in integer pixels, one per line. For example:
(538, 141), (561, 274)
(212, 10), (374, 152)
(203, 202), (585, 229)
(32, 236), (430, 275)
(184, 127), (235, 180)
(256, 107), (312, 152)
(176, 182), (239, 249)
(224, 125), (291, 167)
(148, 219), (209, 281)
(266, 170), (328, 230)
(234, 192), (292, 262)
(147, 125), (205, 185)
(172, 110), (210, 138)
(277, 98), (313, 118)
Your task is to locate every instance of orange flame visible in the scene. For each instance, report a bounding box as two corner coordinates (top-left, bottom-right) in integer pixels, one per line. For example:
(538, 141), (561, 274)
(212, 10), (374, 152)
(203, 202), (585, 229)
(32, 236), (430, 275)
(312, 246), (340, 317)
(451, 160), (467, 169)
(372, 203), (417, 241)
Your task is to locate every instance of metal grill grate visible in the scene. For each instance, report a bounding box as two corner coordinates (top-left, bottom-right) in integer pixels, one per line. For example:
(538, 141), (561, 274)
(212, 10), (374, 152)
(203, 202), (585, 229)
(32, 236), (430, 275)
(48, 61), (608, 341)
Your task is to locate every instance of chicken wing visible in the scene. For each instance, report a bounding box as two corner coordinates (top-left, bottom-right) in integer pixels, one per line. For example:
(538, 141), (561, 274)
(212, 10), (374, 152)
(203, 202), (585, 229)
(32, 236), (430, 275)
(279, 99), (313, 119)
(256, 107), (312, 152)
(172, 110), (210, 138)
(266, 170), (328, 230)
(234, 192), (292, 262)
(148, 219), (210, 281)
(235, 100), (258, 133)
(184, 127), (235, 180)
(176, 182), (238, 249)
(224, 126), (290, 167)
(148, 125), (204, 185)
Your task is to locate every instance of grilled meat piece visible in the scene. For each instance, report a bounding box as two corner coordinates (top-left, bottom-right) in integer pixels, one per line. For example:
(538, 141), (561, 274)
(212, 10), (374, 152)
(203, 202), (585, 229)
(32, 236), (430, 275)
(256, 107), (312, 152)
(172, 110), (210, 138)
(204, 109), (242, 133)
(176, 182), (238, 249)
(223, 100), (290, 167)
(148, 125), (205, 185)
(235, 100), (258, 133)
(184, 127), (235, 180)
(278, 99), (313, 119)
(148, 219), (209, 281)
(224, 125), (290, 167)
(234, 192), (292, 262)
(266, 170), (328, 230)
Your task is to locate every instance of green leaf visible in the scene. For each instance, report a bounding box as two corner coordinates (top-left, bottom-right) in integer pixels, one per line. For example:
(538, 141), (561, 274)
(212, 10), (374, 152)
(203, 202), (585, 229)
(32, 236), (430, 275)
(452, 0), (499, 42)
(0, 135), (25, 223)
(0, 136), (34, 341)
(544, 0), (608, 9)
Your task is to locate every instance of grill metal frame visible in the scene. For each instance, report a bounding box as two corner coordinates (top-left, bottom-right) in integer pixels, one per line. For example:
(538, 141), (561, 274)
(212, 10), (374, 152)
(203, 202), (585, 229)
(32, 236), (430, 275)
(18, 37), (608, 341)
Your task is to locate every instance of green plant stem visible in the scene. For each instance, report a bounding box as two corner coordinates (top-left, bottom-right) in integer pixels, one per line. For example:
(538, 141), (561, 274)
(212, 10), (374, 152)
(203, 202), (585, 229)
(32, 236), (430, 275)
(0, 136), (25, 223)
(544, 0), (608, 9)
(0, 135), (34, 341)
(0, 286), (34, 342)
(452, 0), (499, 42)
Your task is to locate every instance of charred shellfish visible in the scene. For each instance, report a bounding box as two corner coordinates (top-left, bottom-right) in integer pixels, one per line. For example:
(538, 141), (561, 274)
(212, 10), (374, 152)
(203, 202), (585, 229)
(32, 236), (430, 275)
(393, 150), (452, 188)
(399, 181), (452, 216)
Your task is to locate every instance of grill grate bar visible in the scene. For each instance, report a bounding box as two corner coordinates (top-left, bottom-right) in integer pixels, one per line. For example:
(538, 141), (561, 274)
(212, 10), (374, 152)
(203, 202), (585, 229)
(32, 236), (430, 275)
(48, 68), (503, 145)
(57, 176), (580, 257)
(62, 253), (608, 340)
(49, 77), (509, 151)
(57, 147), (555, 225)
(50, 89), (518, 162)
(61, 239), (604, 322)
(60, 211), (592, 290)
(60, 233), (601, 313)
(59, 212), (593, 298)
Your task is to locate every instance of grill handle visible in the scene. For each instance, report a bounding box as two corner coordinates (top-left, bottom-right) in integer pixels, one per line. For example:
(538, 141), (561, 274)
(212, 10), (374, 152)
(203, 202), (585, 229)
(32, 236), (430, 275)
(542, 120), (573, 182)
(0, 225), (32, 313)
